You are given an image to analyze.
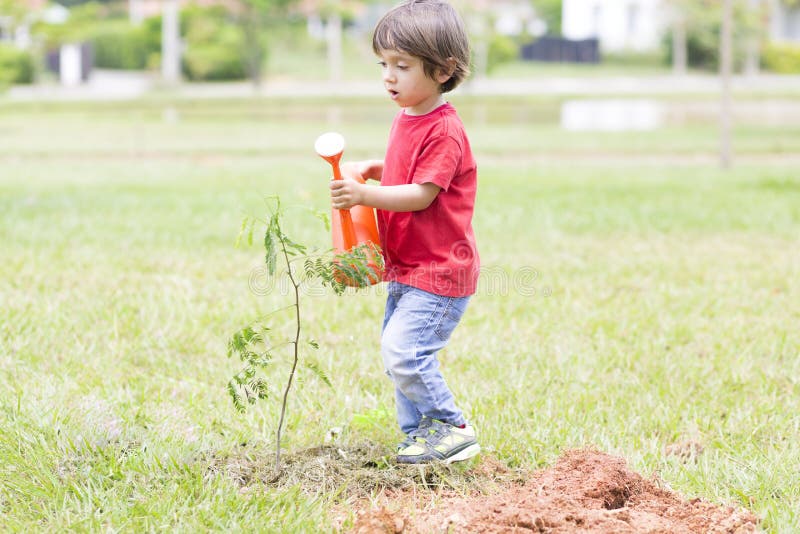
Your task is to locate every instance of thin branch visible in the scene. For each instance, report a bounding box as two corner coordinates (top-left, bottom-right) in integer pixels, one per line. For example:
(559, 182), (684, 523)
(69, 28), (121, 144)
(252, 304), (298, 322)
(262, 340), (294, 355)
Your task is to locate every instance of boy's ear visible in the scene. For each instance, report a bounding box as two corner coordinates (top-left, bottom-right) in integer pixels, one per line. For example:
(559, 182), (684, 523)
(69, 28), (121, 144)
(435, 57), (457, 84)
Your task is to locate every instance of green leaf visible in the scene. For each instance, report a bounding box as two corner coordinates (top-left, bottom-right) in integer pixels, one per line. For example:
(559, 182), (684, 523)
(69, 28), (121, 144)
(250, 352), (271, 367)
(235, 216), (248, 248)
(309, 207), (330, 232)
(307, 339), (319, 350)
(303, 258), (315, 279)
(250, 378), (269, 400)
(264, 229), (277, 275)
(227, 380), (246, 413)
(245, 384), (258, 405)
(247, 218), (255, 247)
(325, 242), (383, 292)
(282, 234), (307, 256)
(227, 325), (269, 363)
(242, 325), (263, 344)
(304, 360), (332, 388)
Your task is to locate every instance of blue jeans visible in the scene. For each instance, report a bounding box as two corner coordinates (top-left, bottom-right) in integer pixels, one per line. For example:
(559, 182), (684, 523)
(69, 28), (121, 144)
(381, 281), (471, 435)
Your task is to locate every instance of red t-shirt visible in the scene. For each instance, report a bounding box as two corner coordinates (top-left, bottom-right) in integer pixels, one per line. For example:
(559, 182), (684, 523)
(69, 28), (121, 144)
(378, 102), (479, 297)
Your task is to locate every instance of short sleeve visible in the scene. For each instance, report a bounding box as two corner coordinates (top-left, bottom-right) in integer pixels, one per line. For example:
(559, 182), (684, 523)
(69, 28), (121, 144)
(411, 135), (462, 192)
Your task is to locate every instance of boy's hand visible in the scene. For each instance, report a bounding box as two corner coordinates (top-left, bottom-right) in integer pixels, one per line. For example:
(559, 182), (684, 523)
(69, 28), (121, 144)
(330, 179), (364, 210)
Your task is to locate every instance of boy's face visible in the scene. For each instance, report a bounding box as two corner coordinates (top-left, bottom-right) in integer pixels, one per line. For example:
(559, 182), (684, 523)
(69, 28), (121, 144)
(377, 49), (450, 116)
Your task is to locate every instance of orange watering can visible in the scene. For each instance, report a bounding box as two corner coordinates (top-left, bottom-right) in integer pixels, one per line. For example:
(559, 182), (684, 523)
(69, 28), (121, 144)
(315, 132), (382, 286)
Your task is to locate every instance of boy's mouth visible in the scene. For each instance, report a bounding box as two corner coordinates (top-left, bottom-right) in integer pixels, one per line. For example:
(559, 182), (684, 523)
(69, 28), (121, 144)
(388, 89), (399, 100)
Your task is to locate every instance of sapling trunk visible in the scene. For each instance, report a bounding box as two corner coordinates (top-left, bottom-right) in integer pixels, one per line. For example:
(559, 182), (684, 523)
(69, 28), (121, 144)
(272, 237), (301, 478)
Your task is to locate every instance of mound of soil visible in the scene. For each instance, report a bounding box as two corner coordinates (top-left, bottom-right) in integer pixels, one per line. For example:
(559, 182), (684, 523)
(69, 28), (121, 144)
(351, 448), (759, 534)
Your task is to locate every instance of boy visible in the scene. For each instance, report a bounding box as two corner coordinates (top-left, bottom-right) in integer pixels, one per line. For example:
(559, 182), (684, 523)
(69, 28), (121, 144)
(330, 0), (479, 464)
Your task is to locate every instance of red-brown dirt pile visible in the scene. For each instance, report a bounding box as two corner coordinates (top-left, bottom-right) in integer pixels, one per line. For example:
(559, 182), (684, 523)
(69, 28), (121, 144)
(351, 448), (760, 533)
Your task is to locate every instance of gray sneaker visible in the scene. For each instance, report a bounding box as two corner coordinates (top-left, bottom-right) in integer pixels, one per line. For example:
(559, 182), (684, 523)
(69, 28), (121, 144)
(396, 416), (434, 451)
(396, 417), (480, 464)
(396, 434), (415, 452)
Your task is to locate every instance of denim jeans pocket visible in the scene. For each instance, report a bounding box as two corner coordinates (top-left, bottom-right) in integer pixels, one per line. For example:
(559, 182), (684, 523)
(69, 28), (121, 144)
(433, 296), (470, 341)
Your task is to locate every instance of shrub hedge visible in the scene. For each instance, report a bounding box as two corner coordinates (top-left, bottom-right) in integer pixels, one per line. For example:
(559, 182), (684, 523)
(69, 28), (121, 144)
(181, 6), (247, 81)
(763, 42), (800, 74)
(91, 18), (161, 70)
(0, 45), (35, 84)
(51, 4), (248, 81)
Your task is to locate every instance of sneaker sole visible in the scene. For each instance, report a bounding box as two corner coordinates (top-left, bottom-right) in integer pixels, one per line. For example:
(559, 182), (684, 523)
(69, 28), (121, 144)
(443, 443), (481, 464)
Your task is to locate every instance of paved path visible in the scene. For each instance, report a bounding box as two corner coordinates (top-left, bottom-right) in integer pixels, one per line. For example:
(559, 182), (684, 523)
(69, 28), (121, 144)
(4, 70), (800, 102)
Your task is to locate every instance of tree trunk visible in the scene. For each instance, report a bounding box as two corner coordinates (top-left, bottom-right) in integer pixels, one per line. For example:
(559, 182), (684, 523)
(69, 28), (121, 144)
(326, 13), (343, 83)
(244, 16), (264, 89)
(720, 0), (733, 169)
(744, 0), (761, 77)
(672, 7), (687, 76)
(161, 0), (180, 85)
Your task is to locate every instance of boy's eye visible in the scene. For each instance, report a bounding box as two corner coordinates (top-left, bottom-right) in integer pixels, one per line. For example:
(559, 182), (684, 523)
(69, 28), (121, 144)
(377, 61), (387, 67)
(397, 64), (409, 70)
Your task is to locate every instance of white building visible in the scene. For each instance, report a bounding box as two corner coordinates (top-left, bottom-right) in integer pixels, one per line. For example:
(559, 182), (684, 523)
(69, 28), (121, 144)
(561, 0), (664, 52)
(769, 0), (800, 42)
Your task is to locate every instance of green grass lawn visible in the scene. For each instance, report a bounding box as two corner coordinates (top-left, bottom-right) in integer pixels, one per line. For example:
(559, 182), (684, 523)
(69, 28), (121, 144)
(1, 97), (798, 532)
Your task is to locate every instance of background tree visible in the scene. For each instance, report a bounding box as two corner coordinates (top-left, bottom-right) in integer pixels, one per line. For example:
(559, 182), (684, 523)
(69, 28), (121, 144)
(52, 0), (114, 5)
(310, 0), (382, 82)
(303, 0), (351, 84)
(0, 0), (36, 85)
(452, 0), (525, 77)
(668, 0), (689, 74)
(720, 0), (733, 169)
(533, 0), (562, 36)
(742, 0), (767, 76)
(664, 0), (758, 72)
(162, 0), (179, 83)
(237, 0), (296, 86)
(0, 0), (28, 24)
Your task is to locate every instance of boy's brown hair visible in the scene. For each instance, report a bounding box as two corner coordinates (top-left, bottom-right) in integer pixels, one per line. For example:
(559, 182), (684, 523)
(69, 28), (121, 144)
(372, 0), (471, 93)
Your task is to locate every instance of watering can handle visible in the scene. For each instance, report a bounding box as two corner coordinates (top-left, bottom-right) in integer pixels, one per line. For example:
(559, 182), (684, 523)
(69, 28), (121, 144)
(331, 164), (358, 250)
